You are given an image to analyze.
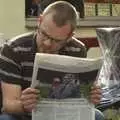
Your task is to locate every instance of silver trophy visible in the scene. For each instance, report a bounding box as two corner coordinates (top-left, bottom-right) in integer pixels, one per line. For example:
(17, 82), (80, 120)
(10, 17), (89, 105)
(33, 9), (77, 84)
(96, 27), (120, 108)
(96, 27), (120, 87)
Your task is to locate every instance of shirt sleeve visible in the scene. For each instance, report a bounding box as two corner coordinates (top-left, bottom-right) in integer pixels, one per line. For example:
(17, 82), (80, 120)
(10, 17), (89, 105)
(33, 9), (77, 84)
(0, 43), (22, 85)
(59, 37), (87, 58)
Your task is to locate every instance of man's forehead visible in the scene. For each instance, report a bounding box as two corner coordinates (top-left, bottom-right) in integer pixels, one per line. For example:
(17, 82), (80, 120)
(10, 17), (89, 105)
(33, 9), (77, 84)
(41, 15), (72, 34)
(40, 14), (53, 29)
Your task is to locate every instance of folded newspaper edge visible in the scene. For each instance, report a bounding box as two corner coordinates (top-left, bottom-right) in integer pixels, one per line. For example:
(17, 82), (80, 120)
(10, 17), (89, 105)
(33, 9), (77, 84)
(31, 53), (102, 88)
(34, 53), (102, 73)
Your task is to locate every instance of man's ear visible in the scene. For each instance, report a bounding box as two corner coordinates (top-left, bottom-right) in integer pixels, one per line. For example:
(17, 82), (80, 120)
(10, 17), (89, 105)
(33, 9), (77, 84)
(37, 14), (43, 28)
(71, 31), (75, 37)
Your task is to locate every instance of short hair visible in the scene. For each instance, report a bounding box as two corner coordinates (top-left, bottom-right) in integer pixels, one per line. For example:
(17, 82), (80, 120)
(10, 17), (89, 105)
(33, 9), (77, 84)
(42, 1), (78, 31)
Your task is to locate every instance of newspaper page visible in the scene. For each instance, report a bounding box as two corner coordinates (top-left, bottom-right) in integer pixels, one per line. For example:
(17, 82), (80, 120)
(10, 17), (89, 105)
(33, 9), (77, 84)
(96, 27), (120, 109)
(31, 53), (102, 120)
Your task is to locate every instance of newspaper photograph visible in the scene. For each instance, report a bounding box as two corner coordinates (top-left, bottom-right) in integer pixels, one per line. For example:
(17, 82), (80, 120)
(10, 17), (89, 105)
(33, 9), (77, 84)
(31, 53), (102, 120)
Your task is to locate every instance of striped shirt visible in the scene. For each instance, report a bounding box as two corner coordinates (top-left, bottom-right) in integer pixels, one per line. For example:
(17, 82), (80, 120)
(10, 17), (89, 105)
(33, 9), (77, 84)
(0, 32), (87, 90)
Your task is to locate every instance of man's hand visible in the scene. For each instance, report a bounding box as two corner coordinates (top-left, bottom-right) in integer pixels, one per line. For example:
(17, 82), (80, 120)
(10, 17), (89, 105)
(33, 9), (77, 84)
(20, 87), (40, 112)
(90, 82), (102, 105)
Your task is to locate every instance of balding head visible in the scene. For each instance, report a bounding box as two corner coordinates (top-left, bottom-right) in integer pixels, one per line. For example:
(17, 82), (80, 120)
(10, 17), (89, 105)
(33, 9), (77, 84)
(41, 1), (78, 31)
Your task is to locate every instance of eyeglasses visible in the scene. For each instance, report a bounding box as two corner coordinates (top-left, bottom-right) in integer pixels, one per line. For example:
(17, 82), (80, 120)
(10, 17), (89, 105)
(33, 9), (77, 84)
(38, 27), (70, 44)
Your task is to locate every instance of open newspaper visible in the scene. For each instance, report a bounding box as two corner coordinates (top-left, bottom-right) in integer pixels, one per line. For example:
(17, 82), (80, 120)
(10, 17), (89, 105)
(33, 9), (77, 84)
(31, 53), (102, 120)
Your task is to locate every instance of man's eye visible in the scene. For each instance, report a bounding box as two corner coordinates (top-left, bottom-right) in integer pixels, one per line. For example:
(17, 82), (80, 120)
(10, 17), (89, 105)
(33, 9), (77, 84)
(41, 31), (45, 35)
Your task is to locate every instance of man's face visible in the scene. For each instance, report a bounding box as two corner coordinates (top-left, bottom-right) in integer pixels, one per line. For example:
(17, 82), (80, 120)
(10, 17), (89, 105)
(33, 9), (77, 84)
(36, 14), (72, 54)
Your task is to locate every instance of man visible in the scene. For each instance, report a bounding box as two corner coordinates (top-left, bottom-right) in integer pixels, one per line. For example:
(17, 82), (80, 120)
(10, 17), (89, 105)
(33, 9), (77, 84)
(0, 1), (104, 120)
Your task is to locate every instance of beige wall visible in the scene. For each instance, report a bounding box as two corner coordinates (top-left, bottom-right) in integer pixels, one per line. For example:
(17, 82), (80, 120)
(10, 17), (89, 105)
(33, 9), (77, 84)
(0, 0), (29, 39)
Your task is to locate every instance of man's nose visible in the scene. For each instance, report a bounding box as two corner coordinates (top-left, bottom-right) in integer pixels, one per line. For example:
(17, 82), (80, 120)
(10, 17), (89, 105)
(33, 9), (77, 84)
(43, 39), (52, 47)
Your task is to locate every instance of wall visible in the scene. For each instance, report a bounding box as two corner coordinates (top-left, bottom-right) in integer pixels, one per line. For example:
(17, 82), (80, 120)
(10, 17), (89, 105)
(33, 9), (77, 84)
(75, 27), (102, 58)
(0, 0), (29, 39)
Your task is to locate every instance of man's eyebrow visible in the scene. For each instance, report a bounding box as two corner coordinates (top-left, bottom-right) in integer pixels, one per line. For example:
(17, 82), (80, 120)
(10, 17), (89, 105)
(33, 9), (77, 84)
(41, 28), (64, 41)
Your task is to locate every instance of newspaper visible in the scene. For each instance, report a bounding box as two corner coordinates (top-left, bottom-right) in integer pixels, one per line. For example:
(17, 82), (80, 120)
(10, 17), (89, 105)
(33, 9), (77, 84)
(31, 53), (102, 120)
